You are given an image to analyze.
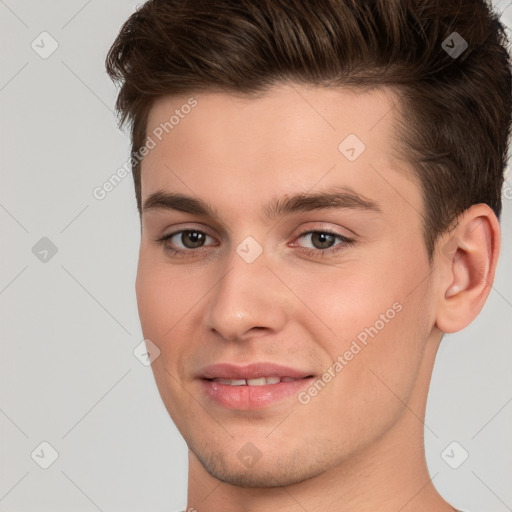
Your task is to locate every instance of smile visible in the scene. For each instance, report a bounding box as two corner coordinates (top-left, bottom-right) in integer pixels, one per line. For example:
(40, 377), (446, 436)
(209, 376), (300, 386)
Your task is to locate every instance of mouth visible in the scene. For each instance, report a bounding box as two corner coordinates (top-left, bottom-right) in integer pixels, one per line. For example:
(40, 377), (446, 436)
(198, 361), (314, 380)
(207, 376), (307, 386)
(197, 362), (315, 410)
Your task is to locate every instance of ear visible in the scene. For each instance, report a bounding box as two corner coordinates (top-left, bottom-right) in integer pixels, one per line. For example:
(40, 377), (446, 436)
(434, 204), (501, 334)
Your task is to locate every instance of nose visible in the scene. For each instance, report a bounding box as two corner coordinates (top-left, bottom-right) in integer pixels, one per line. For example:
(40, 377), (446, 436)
(203, 241), (289, 342)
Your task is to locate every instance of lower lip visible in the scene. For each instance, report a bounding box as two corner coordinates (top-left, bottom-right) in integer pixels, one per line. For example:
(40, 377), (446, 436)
(199, 378), (314, 410)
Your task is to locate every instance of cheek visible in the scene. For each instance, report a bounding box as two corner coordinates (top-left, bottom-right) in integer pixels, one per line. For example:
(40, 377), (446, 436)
(288, 263), (405, 345)
(135, 254), (200, 425)
(135, 252), (193, 342)
(290, 272), (430, 450)
(293, 254), (431, 397)
(135, 261), (165, 340)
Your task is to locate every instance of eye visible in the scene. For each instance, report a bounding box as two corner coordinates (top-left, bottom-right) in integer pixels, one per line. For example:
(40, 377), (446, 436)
(293, 230), (355, 256)
(156, 229), (217, 256)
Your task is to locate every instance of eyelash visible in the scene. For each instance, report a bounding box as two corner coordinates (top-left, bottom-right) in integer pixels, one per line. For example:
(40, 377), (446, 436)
(155, 228), (355, 259)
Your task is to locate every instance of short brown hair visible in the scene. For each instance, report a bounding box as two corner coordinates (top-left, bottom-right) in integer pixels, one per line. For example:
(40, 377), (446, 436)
(106, 0), (512, 258)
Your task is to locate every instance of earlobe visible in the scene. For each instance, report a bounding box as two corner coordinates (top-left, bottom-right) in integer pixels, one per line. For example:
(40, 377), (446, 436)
(435, 204), (500, 334)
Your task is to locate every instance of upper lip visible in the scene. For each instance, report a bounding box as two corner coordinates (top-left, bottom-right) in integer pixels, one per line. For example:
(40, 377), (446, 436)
(198, 362), (314, 380)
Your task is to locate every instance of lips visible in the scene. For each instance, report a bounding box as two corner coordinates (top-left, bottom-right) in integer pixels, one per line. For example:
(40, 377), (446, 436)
(198, 362), (314, 381)
(197, 362), (315, 410)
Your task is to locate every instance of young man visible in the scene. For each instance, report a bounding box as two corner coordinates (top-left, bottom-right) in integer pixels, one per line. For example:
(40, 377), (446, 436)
(106, 0), (511, 510)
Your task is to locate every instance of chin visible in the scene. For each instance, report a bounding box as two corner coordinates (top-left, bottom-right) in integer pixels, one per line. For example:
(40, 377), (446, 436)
(191, 444), (327, 488)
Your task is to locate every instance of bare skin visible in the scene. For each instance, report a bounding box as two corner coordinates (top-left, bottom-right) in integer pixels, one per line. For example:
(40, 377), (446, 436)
(135, 84), (500, 512)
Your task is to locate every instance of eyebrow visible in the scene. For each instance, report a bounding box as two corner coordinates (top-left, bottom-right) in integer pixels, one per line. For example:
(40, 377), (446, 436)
(142, 187), (382, 220)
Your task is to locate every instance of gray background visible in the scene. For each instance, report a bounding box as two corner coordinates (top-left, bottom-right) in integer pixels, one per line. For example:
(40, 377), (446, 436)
(0, 1), (511, 511)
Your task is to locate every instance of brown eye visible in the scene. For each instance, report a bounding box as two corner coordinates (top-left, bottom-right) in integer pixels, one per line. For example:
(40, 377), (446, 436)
(308, 232), (337, 250)
(179, 231), (207, 248)
(293, 230), (356, 258)
(156, 229), (217, 254)
(296, 230), (349, 250)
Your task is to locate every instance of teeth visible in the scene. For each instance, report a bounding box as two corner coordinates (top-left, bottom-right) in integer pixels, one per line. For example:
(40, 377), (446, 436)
(224, 378), (246, 386)
(247, 377), (267, 386)
(211, 376), (298, 386)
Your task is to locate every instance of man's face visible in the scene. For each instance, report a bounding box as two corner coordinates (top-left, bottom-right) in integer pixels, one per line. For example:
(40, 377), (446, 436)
(136, 84), (439, 487)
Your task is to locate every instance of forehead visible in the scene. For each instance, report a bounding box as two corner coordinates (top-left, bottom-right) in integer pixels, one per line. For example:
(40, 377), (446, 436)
(141, 84), (419, 219)
(145, 84), (399, 155)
